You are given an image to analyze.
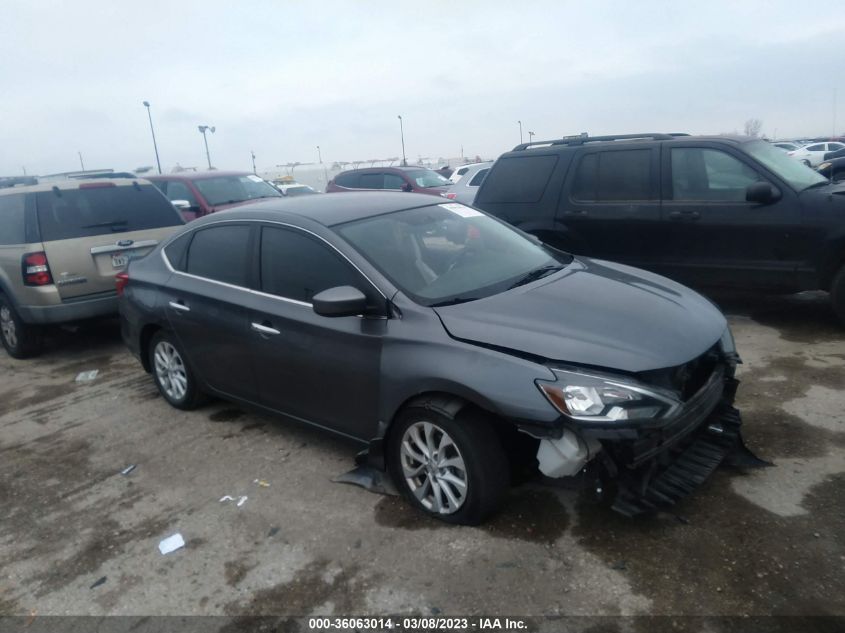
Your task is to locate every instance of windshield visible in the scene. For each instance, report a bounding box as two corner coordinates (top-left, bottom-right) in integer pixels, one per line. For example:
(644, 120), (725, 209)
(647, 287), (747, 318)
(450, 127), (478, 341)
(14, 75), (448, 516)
(744, 140), (828, 190)
(406, 169), (451, 188)
(194, 174), (282, 206)
(337, 203), (571, 306)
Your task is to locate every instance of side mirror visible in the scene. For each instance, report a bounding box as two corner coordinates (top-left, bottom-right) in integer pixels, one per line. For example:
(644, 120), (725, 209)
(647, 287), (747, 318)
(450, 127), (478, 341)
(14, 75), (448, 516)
(312, 286), (368, 317)
(401, 183), (414, 192)
(171, 199), (192, 210)
(746, 182), (780, 204)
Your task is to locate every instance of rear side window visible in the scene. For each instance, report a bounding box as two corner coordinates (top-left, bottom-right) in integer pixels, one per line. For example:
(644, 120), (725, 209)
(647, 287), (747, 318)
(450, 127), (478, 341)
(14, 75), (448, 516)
(35, 184), (183, 241)
(806, 144), (825, 152)
(260, 226), (363, 303)
(334, 173), (358, 188)
(164, 232), (192, 272)
(468, 168), (489, 187)
(477, 155), (558, 203)
(572, 150), (652, 201)
(358, 173), (383, 189)
(186, 225), (251, 286)
(0, 194), (27, 245)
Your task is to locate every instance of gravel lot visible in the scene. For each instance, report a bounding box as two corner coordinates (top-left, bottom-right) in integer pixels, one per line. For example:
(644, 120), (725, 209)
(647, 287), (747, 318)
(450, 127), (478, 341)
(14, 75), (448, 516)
(0, 291), (843, 623)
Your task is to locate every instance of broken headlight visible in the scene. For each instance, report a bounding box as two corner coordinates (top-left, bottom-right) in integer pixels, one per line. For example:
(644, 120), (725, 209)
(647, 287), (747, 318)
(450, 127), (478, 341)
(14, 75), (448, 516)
(537, 369), (679, 423)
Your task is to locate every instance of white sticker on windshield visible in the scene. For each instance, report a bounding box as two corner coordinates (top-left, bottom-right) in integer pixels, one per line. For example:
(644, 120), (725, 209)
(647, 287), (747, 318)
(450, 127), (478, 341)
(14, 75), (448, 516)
(439, 203), (483, 218)
(247, 175), (264, 182)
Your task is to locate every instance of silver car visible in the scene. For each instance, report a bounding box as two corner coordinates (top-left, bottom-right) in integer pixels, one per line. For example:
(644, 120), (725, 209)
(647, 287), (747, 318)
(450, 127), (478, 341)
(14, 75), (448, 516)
(443, 162), (493, 205)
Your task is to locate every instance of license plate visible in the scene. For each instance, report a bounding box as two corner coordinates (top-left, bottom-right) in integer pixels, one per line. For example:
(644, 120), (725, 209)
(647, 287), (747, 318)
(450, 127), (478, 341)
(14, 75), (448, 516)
(111, 253), (129, 268)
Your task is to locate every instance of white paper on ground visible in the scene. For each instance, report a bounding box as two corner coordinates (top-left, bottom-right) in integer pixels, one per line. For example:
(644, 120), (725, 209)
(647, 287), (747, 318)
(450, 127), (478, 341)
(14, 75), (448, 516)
(158, 533), (185, 555)
(75, 370), (99, 382)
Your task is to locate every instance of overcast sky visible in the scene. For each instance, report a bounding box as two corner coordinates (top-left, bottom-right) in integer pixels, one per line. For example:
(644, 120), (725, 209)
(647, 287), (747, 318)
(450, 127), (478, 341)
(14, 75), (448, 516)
(1, 1), (843, 176)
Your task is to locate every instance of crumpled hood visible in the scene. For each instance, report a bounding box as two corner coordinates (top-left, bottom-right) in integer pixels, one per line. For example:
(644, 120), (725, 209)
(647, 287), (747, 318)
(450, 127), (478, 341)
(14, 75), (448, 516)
(433, 258), (727, 373)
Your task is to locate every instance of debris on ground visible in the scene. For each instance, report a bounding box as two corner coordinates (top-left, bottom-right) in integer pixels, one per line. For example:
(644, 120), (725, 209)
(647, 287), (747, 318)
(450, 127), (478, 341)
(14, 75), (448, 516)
(268, 527), (280, 537)
(89, 576), (107, 589)
(75, 370), (99, 383)
(119, 464), (137, 476)
(219, 495), (248, 507)
(254, 479), (270, 487)
(158, 533), (185, 555)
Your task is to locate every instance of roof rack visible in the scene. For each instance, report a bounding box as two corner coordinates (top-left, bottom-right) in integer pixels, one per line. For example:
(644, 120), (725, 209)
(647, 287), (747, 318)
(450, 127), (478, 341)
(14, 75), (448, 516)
(513, 133), (687, 151)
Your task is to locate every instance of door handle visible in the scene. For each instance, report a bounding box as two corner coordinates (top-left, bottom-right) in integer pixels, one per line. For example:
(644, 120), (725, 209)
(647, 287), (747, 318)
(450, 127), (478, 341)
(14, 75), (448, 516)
(668, 210), (701, 221)
(169, 301), (190, 313)
(251, 322), (281, 336)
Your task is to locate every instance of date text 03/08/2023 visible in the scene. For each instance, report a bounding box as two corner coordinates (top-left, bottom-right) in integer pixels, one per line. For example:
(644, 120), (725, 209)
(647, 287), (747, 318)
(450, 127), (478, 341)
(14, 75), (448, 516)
(307, 617), (530, 631)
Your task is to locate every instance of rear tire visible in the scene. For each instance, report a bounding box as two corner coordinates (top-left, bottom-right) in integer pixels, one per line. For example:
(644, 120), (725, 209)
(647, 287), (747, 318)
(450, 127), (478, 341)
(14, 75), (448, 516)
(388, 407), (509, 525)
(831, 265), (845, 326)
(0, 294), (42, 359)
(149, 331), (205, 410)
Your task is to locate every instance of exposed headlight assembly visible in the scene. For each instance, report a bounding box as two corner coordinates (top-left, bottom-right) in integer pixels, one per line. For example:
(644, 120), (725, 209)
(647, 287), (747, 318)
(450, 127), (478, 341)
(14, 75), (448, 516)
(537, 369), (679, 423)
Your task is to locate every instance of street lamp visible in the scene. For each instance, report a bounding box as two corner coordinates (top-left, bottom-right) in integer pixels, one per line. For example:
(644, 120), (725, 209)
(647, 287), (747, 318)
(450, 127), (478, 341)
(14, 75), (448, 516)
(398, 115), (407, 167)
(198, 125), (216, 169)
(251, 150), (256, 174)
(518, 120), (523, 144)
(142, 101), (162, 174)
(317, 145), (322, 164)
(528, 131), (535, 143)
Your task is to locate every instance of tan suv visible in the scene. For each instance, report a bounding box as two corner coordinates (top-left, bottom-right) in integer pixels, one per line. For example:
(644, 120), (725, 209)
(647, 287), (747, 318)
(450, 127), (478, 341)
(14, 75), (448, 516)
(0, 178), (184, 358)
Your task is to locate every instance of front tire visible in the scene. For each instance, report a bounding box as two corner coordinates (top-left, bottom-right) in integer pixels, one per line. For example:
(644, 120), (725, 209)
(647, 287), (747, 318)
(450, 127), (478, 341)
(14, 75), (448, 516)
(0, 294), (42, 359)
(388, 407), (509, 525)
(149, 331), (204, 409)
(831, 265), (845, 326)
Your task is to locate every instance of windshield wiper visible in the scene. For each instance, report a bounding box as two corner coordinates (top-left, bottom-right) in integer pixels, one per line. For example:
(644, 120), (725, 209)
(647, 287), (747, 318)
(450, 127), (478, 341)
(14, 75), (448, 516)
(508, 264), (565, 289)
(804, 180), (832, 190)
(430, 297), (480, 307)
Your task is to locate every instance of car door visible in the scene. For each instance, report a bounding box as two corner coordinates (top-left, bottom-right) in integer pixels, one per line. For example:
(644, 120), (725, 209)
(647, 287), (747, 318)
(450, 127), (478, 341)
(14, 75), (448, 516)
(244, 224), (385, 440)
(163, 222), (259, 400)
(557, 145), (667, 269)
(660, 144), (804, 289)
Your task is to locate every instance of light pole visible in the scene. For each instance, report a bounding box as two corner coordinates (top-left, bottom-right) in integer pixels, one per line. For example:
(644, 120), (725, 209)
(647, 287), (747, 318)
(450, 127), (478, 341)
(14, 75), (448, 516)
(142, 101), (162, 174)
(528, 131), (535, 143)
(198, 125), (215, 169)
(317, 145), (322, 164)
(78, 151), (85, 171)
(251, 150), (256, 174)
(398, 115), (407, 166)
(518, 120), (523, 144)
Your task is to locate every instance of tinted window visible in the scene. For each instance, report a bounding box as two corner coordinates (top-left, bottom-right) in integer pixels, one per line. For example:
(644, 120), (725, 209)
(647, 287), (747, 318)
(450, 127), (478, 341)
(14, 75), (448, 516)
(477, 155), (558, 203)
(260, 226), (363, 303)
(164, 232), (192, 272)
(806, 144), (825, 152)
(334, 172), (358, 188)
(572, 154), (597, 201)
(358, 173), (383, 189)
(36, 184), (183, 241)
(468, 168), (489, 187)
(164, 181), (199, 206)
(573, 150), (651, 201)
(193, 175), (281, 206)
(671, 148), (761, 201)
(186, 225), (251, 286)
(0, 194), (27, 245)
(384, 173), (406, 190)
(830, 143), (845, 150)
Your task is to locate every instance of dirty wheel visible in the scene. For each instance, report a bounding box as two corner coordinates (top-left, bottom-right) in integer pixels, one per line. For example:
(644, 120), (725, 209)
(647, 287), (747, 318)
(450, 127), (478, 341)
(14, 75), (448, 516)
(831, 265), (845, 326)
(149, 331), (204, 409)
(0, 294), (42, 359)
(388, 408), (509, 525)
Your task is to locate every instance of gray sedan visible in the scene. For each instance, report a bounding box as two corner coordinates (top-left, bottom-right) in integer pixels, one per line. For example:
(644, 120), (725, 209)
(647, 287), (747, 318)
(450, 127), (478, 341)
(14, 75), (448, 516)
(443, 161), (493, 205)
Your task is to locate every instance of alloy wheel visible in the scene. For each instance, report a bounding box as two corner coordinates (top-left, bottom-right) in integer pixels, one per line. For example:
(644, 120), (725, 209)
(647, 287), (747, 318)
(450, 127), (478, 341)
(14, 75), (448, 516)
(400, 421), (468, 514)
(0, 306), (17, 349)
(153, 340), (188, 401)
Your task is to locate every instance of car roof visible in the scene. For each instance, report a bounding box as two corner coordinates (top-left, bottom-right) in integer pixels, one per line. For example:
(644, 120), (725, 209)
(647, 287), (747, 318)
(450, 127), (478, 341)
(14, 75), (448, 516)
(336, 165), (434, 175)
(147, 170), (253, 181)
(508, 133), (757, 154)
(0, 177), (153, 195)
(190, 192), (442, 227)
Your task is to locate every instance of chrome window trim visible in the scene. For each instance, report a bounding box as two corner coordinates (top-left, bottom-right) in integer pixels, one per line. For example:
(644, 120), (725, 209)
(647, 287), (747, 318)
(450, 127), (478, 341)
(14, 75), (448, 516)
(91, 239), (159, 255)
(160, 218), (388, 309)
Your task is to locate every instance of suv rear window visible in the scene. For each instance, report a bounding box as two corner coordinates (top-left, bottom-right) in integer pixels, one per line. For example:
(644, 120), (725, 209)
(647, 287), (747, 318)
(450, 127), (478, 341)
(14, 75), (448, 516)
(0, 193), (27, 245)
(36, 184), (183, 242)
(477, 155), (558, 203)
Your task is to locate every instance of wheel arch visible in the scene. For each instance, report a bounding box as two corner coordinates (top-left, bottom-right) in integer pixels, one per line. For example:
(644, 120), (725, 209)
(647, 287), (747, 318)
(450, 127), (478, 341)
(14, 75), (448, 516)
(819, 236), (845, 290)
(139, 322), (165, 373)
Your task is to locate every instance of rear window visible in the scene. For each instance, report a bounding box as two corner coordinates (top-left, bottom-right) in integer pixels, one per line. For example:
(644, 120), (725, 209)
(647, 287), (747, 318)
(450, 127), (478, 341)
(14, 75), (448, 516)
(36, 184), (183, 242)
(0, 193), (27, 245)
(476, 155), (558, 203)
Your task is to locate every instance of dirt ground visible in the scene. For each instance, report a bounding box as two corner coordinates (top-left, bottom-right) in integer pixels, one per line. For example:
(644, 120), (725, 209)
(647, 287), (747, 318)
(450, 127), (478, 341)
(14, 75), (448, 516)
(0, 291), (843, 627)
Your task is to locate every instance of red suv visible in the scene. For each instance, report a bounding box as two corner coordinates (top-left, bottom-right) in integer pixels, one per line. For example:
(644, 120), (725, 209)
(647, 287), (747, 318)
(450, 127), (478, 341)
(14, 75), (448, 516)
(326, 166), (451, 196)
(147, 171), (282, 221)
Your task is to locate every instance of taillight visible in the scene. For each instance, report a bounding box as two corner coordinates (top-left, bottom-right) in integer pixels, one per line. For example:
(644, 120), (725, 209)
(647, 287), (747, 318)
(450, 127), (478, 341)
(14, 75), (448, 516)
(446, 193), (457, 200)
(115, 271), (130, 296)
(22, 252), (53, 286)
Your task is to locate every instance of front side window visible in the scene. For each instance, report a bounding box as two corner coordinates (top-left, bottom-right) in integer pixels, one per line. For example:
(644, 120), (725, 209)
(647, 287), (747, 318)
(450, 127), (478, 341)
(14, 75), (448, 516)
(671, 148), (761, 201)
(164, 181), (199, 207)
(193, 175), (281, 206)
(337, 203), (571, 306)
(805, 144), (825, 152)
(743, 140), (827, 190)
(405, 169), (451, 188)
(572, 150), (652, 202)
(0, 194), (27, 246)
(384, 173), (406, 190)
(260, 226), (364, 303)
(185, 225), (251, 286)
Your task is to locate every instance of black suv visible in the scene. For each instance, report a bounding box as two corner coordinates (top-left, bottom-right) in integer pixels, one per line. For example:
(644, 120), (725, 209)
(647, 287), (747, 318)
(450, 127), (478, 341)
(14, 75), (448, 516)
(474, 133), (845, 323)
